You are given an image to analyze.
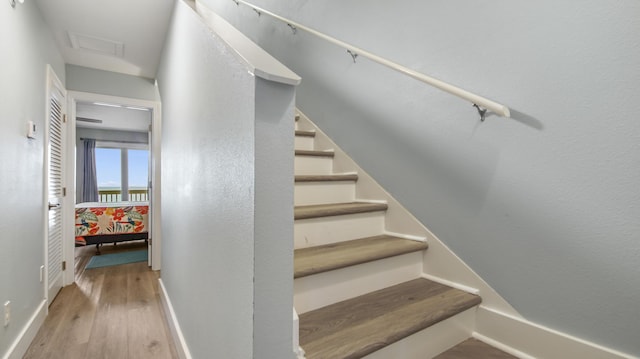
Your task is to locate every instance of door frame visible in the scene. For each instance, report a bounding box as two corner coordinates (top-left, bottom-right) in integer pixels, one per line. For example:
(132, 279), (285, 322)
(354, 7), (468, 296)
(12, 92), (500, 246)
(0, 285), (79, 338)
(63, 91), (162, 285)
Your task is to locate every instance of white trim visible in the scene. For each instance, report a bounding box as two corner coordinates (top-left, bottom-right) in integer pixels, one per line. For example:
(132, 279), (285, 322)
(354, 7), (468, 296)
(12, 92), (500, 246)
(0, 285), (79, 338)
(158, 279), (192, 359)
(64, 91), (162, 285)
(2, 300), (47, 359)
(294, 348), (306, 359)
(149, 98), (162, 271)
(194, 1), (301, 86)
(475, 306), (638, 359)
(420, 273), (480, 295)
(62, 93), (76, 286)
(95, 140), (149, 150)
(292, 308), (306, 359)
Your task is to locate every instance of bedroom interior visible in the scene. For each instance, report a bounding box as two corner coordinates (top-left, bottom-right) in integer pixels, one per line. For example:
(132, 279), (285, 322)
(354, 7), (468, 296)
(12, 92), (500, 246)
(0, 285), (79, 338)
(74, 101), (152, 258)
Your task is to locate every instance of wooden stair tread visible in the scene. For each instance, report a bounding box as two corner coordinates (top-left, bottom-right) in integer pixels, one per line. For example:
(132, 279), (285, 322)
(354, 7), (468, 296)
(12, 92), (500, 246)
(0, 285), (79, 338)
(434, 338), (517, 358)
(295, 174), (358, 182)
(295, 149), (334, 157)
(295, 235), (428, 278)
(299, 278), (482, 359)
(295, 202), (387, 220)
(295, 130), (316, 137)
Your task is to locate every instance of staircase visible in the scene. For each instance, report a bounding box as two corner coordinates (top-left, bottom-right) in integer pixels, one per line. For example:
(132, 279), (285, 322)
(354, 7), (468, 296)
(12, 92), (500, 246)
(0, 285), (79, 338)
(293, 112), (516, 358)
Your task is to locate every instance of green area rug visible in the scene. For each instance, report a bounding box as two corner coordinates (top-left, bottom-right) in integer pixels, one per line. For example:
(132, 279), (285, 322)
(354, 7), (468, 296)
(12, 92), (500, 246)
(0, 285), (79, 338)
(86, 249), (148, 269)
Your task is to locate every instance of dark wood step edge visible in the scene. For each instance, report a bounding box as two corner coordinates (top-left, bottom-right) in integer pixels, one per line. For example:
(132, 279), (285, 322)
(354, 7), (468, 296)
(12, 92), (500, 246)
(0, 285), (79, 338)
(295, 149), (334, 158)
(295, 130), (316, 137)
(295, 174), (358, 183)
(294, 235), (428, 278)
(294, 202), (388, 220)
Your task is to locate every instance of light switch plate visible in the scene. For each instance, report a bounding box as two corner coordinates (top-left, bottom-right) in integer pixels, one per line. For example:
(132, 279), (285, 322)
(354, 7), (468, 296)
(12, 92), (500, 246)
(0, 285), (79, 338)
(27, 121), (36, 139)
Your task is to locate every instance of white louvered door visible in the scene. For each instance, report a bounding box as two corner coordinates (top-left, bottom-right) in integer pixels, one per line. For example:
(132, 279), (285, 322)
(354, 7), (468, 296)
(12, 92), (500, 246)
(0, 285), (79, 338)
(46, 70), (66, 304)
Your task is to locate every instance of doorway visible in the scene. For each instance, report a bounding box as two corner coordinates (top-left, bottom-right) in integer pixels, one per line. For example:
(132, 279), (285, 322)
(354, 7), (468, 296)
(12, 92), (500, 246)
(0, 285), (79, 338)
(63, 91), (162, 286)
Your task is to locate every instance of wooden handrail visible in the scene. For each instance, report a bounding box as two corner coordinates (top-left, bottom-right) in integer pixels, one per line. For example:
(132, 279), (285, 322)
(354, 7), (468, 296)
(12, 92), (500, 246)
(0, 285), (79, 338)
(228, 0), (510, 118)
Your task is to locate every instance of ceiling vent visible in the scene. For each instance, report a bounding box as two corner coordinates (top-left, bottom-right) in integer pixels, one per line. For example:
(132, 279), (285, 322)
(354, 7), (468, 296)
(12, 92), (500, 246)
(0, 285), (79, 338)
(76, 117), (103, 124)
(68, 31), (124, 57)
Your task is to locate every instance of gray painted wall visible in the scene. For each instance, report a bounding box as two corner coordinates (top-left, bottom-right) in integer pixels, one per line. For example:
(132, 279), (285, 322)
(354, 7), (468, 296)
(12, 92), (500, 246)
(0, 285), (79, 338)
(202, 0), (640, 355)
(157, 1), (294, 357)
(66, 65), (157, 101)
(253, 77), (296, 357)
(0, 1), (65, 355)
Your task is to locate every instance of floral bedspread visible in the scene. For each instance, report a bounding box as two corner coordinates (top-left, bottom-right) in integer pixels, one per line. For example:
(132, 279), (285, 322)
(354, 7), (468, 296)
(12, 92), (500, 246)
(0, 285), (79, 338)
(75, 204), (149, 237)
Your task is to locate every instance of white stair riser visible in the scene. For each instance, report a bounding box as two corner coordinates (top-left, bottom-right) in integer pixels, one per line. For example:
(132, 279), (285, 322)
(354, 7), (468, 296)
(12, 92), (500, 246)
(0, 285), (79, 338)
(295, 156), (333, 175)
(295, 136), (315, 150)
(363, 308), (476, 359)
(294, 181), (356, 206)
(294, 212), (385, 248)
(294, 252), (424, 313)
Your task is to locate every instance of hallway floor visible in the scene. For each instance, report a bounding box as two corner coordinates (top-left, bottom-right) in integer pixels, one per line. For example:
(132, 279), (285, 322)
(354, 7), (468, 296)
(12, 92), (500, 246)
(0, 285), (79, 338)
(24, 242), (178, 359)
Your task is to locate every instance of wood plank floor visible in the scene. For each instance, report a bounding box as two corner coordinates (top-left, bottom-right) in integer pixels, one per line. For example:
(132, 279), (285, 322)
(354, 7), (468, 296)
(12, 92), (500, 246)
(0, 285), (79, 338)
(434, 338), (517, 358)
(24, 242), (178, 359)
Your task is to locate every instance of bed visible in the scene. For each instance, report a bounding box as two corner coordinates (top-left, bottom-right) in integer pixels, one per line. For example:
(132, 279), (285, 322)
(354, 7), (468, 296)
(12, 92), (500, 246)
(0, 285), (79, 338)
(75, 202), (149, 254)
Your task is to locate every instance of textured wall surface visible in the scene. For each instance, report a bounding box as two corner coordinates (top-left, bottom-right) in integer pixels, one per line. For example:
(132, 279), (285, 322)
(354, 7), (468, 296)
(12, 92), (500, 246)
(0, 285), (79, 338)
(0, 1), (65, 355)
(157, 1), (294, 357)
(66, 65), (157, 101)
(158, 2), (255, 357)
(202, 0), (640, 355)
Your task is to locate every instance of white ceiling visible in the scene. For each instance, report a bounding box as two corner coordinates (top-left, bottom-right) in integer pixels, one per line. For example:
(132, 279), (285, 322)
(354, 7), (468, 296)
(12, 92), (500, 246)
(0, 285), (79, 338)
(36, 0), (175, 79)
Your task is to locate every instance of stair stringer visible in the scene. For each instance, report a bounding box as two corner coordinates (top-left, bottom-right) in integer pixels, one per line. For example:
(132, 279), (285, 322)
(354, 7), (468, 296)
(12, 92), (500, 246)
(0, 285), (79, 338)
(296, 109), (521, 318)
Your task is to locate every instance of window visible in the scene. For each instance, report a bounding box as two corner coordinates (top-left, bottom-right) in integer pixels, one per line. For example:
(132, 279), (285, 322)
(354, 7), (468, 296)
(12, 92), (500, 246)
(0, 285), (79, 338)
(95, 148), (122, 201)
(128, 149), (149, 201)
(95, 145), (149, 202)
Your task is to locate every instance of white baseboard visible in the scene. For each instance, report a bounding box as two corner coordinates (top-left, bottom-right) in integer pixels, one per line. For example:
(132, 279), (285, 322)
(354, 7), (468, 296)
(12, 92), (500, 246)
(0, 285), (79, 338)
(158, 279), (192, 359)
(475, 306), (637, 359)
(2, 299), (46, 359)
(293, 308), (306, 359)
(420, 273), (480, 295)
